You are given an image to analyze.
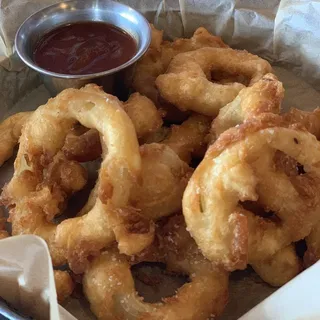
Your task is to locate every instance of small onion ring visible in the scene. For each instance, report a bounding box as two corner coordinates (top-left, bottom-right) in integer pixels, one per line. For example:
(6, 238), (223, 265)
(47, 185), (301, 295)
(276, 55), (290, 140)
(210, 73), (283, 142)
(155, 47), (272, 116)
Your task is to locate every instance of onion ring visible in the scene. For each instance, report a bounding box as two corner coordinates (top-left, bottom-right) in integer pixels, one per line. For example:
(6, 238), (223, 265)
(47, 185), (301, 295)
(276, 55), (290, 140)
(210, 73), (283, 141)
(132, 27), (228, 104)
(155, 47), (272, 116)
(83, 215), (229, 320)
(183, 114), (320, 272)
(2, 84), (155, 272)
(0, 91), (162, 165)
(132, 27), (228, 122)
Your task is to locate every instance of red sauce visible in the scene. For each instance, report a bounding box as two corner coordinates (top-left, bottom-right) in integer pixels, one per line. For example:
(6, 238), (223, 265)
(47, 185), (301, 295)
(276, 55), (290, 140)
(33, 22), (137, 75)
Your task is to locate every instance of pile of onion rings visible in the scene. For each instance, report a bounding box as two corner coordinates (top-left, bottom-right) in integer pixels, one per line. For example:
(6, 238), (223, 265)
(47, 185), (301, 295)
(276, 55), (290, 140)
(0, 24), (320, 320)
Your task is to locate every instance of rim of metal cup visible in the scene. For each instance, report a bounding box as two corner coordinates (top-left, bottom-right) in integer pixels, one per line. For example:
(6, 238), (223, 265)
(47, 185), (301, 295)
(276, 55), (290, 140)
(15, 0), (151, 80)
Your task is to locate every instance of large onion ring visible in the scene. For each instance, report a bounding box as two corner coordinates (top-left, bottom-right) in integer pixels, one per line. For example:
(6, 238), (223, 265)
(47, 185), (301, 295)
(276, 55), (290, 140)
(183, 114), (320, 272)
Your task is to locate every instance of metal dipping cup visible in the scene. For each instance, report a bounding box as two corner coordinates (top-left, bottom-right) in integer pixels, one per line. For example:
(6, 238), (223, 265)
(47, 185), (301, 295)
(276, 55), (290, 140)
(15, 0), (151, 96)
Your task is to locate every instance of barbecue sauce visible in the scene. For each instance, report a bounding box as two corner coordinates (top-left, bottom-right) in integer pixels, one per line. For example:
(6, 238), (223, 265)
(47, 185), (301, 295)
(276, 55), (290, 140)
(33, 22), (137, 75)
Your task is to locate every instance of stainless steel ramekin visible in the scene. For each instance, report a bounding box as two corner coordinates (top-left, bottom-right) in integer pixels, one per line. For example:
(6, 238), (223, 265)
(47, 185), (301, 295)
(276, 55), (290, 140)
(15, 0), (151, 96)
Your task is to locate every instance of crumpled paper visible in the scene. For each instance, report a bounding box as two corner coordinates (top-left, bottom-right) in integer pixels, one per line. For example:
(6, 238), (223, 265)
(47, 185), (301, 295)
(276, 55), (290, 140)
(0, 235), (76, 320)
(0, 0), (320, 319)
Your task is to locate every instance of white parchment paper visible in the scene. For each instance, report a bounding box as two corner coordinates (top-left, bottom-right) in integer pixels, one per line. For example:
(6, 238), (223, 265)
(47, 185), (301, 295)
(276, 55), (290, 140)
(0, 1), (320, 319)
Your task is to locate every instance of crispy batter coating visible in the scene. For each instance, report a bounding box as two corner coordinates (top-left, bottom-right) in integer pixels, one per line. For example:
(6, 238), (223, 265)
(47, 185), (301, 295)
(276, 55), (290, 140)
(1, 84), (155, 272)
(156, 47), (272, 117)
(123, 93), (163, 139)
(62, 126), (102, 162)
(83, 215), (229, 320)
(183, 114), (320, 272)
(130, 144), (193, 220)
(140, 126), (171, 145)
(54, 270), (74, 303)
(0, 91), (163, 166)
(210, 73), (283, 141)
(162, 114), (211, 163)
(283, 107), (320, 139)
(0, 112), (32, 166)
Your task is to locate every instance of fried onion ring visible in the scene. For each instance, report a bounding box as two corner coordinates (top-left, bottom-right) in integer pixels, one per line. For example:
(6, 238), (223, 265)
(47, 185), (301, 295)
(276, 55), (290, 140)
(155, 47), (272, 116)
(183, 114), (320, 272)
(83, 215), (229, 320)
(131, 27), (228, 122)
(62, 125), (102, 162)
(132, 27), (228, 104)
(0, 112), (32, 166)
(210, 73), (283, 141)
(2, 84), (155, 272)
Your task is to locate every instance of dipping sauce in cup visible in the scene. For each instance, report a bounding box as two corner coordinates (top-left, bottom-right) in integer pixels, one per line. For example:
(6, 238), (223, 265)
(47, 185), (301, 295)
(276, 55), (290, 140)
(33, 22), (137, 75)
(15, 0), (151, 96)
